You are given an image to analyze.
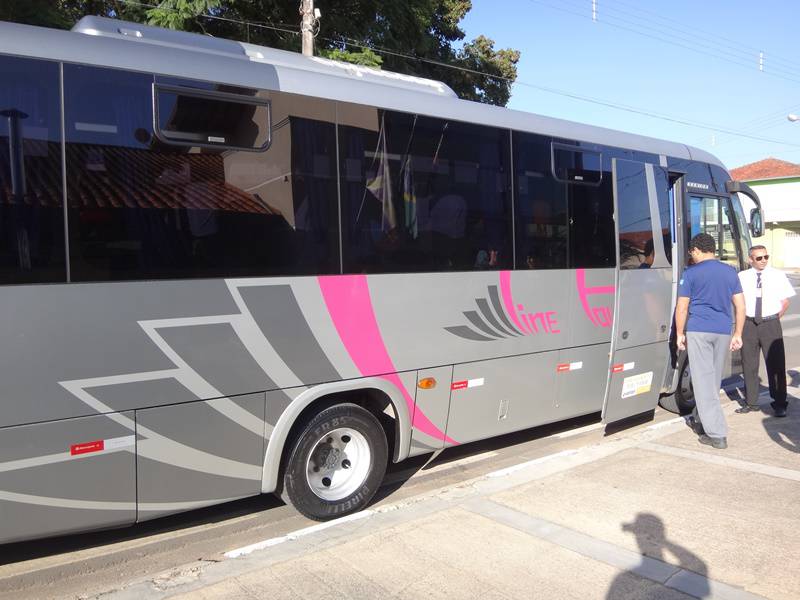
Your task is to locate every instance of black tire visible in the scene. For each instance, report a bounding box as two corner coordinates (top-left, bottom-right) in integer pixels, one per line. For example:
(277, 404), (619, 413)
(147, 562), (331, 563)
(659, 357), (696, 415)
(283, 403), (388, 521)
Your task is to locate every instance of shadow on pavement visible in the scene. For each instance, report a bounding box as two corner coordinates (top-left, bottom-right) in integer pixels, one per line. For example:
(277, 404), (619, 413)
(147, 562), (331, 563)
(762, 389), (799, 453)
(607, 513), (709, 599)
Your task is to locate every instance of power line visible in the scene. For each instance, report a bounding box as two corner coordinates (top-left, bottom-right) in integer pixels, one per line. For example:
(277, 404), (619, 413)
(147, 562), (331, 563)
(106, 1), (800, 150)
(547, 0), (800, 77)
(321, 35), (800, 149)
(604, 0), (799, 72)
(525, 0), (800, 85)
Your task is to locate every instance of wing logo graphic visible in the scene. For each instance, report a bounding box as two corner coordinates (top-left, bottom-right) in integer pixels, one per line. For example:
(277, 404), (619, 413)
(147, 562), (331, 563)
(444, 271), (560, 342)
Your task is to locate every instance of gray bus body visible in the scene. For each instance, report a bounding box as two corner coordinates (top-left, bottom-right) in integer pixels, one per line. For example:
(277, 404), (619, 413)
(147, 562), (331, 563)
(0, 17), (760, 543)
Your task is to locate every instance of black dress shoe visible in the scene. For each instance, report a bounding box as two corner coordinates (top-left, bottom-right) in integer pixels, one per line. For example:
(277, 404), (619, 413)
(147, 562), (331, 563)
(735, 405), (760, 414)
(698, 434), (727, 449)
(774, 407), (787, 418)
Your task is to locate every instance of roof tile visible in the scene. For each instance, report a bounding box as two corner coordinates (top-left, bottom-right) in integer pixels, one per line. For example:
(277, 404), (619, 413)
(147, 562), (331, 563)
(729, 157), (800, 181)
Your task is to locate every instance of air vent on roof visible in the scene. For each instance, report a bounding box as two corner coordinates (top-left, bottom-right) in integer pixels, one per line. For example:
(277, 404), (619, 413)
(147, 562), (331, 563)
(72, 15), (248, 57)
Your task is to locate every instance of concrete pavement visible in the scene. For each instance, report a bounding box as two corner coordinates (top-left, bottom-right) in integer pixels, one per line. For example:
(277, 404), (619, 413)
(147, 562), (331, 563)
(101, 383), (800, 600)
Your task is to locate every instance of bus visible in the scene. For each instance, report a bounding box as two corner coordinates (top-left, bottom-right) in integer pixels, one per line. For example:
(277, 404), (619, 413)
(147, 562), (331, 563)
(0, 16), (764, 544)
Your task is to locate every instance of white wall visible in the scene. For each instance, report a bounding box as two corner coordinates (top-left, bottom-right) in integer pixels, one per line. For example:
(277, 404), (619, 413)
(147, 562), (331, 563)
(747, 180), (800, 222)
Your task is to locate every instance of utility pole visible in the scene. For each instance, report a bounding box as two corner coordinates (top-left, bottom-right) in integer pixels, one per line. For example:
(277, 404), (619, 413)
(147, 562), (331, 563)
(300, 0), (314, 57)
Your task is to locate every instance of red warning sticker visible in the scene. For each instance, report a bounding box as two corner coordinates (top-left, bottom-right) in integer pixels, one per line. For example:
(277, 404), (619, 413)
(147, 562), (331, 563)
(556, 363), (571, 372)
(611, 364), (624, 373)
(70, 440), (105, 456)
(451, 378), (485, 391)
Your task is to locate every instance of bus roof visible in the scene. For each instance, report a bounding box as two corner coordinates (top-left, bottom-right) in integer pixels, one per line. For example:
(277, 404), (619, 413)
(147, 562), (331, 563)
(0, 17), (725, 170)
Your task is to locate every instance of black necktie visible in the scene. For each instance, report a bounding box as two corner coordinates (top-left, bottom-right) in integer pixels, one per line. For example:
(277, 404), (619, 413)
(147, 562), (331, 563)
(755, 272), (762, 320)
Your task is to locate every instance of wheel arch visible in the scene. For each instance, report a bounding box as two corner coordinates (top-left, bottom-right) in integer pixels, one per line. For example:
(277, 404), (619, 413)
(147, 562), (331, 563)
(261, 377), (413, 494)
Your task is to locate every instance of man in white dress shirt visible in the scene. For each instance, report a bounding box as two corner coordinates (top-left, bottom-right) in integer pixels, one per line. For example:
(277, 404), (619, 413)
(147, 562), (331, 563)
(736, 245), (796, 417)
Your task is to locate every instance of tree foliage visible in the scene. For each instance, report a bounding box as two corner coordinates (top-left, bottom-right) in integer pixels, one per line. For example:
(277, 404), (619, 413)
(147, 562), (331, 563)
(2, 0), (520, 106)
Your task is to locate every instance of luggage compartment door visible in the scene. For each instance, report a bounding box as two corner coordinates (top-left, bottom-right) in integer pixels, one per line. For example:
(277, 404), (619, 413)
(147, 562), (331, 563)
(0, 413), (136, 544)
(136, 393), (265, 521)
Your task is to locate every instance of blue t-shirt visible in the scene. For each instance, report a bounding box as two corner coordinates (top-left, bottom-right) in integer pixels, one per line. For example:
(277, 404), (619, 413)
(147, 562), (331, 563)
(677, 260), (742, 335)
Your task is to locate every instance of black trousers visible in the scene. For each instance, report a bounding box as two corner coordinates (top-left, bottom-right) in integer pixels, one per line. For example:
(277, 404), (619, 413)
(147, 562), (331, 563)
(741, 318), (787, 409)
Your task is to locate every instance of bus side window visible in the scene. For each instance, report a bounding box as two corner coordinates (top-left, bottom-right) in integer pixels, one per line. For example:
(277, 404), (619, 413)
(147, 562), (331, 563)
(568, 151), (615, 269)
(338, 109), (513, 274)
(63, 65), (339, 281)
(513, 132), (567, 269)
(0, 55), (66, 284)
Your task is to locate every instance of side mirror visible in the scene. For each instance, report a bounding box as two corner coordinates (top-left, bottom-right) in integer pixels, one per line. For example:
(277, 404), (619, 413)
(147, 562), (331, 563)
(749, 207), (764, 238)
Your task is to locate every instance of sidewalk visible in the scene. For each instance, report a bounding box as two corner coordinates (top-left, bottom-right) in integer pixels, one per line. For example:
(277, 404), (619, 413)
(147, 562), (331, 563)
(106, 385), (800, 600)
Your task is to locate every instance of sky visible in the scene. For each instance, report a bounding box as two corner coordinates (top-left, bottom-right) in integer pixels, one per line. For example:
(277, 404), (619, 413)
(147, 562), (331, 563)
(459, 0), (800, 170)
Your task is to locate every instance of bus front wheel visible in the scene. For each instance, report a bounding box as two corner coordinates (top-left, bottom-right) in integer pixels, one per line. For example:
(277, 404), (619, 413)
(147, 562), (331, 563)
(283, 403), (388, 521)
(660, 359), (696, 415)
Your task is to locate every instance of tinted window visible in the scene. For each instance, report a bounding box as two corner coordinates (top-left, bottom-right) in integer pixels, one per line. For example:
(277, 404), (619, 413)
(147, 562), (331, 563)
(656, 167), (672, 266)
(730, 195), (751, 266)
(64, 65), (338, 281)
(568, 151), (615, 268)
(0, 56), (66, 284)
(155, 85), (271, 151)
(721, 198), (743, 270)
(339, 107), (512, 273)
(616, 160), (653, 269)
(513, 132), (567, 269)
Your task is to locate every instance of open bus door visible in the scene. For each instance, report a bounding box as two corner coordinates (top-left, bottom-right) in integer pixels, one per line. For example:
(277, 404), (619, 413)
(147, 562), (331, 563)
(602, 159), (674, 424)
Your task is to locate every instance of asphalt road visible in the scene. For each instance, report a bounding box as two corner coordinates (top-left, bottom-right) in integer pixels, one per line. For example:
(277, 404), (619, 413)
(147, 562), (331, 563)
(0, 278), (798, 600)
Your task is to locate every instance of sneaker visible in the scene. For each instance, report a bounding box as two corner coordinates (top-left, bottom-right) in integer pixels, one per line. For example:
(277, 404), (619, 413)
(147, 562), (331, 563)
(687, 417), (705, 435)
(774, 407), (787, 418)
(735, 405), (760, 414)
(698, 434), (727, 450)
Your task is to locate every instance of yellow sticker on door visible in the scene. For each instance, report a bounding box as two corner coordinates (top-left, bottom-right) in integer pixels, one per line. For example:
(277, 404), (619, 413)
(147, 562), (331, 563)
(621, 372), (653, 398)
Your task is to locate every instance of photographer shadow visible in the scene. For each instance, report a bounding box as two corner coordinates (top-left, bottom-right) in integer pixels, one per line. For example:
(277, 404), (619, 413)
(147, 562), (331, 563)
(606, 513), (710, 599)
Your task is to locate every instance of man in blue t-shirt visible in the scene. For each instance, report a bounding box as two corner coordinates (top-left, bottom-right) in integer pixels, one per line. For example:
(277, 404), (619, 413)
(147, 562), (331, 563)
(675, 233), (745, 450)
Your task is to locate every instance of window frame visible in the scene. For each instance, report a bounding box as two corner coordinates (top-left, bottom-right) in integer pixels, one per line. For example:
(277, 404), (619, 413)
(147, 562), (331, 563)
(152, 83), (273, 152)
(550, 142), (603, 187)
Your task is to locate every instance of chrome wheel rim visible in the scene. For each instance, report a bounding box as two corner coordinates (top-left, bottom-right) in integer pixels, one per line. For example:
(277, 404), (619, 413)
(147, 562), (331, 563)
(305, 427), (371, 501)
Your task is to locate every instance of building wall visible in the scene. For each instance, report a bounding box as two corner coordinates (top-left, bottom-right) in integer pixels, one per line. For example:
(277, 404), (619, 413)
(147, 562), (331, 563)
(739, 178), (800, 268)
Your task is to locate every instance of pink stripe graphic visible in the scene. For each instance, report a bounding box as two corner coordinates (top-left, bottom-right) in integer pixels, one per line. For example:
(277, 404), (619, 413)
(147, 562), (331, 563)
(499, 270), (527, 334)
(319, 275), (457, 445)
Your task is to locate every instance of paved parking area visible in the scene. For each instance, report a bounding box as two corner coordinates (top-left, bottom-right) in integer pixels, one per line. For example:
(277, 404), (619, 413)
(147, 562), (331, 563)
(101, 382), (800, 600)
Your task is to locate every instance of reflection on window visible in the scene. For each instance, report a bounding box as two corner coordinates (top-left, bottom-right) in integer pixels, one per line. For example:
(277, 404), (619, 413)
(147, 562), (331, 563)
(0, 55), (66, 284)
(339, 109), (512, 273)
(616, 161), (652, 269)
(568, 175), (615, 268)
(514, 133), (567, 269)
(552, 145), (602, 185)
(720, 201), (741, 269)
(64, 65), (338, 281)
(731, 196), (751, 269)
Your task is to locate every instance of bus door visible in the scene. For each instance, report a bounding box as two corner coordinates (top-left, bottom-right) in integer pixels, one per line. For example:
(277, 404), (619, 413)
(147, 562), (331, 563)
(602, 159), (673, 424)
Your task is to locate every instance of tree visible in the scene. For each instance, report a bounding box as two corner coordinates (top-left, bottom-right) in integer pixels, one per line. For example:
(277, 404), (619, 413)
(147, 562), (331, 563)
(2, 0), (520, 106)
